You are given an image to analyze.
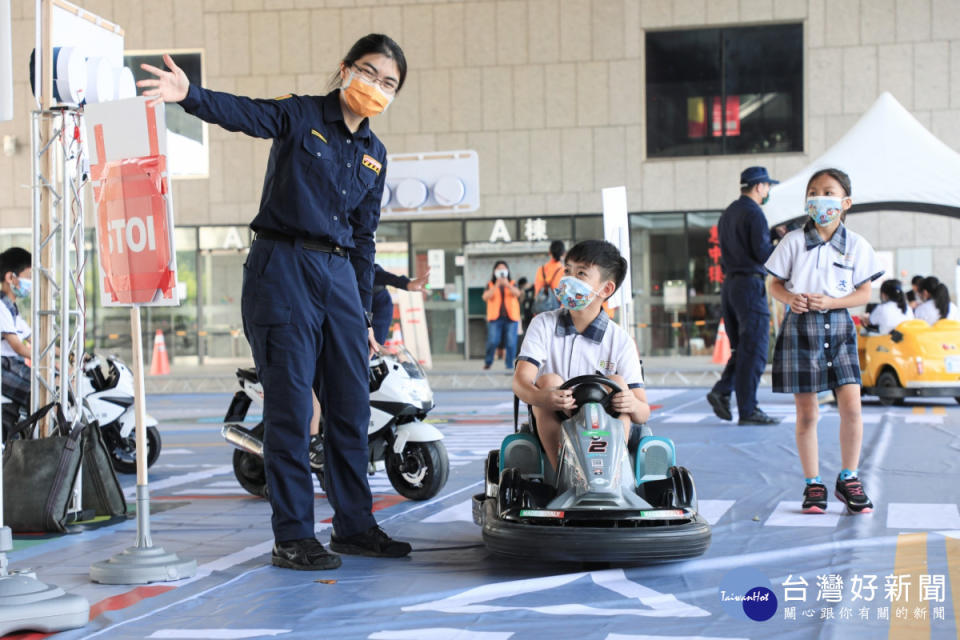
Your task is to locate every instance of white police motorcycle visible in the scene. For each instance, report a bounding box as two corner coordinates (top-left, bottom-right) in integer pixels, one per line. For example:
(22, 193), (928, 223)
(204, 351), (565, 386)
(222, 345), (448, 501)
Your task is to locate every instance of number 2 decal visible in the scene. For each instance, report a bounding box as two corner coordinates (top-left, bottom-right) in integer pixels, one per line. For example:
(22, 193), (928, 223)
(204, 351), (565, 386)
(588, 440), (608, 453)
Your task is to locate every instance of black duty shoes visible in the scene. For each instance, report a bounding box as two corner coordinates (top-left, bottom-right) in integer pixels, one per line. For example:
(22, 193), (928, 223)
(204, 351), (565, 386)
(835, 475), (874, 514)
(802, 483), (828, 514)
(738, 408), (779, 426)
(330, 525), (412, 558)
(706, 391), (733, 421)
(272, 538), (341, 570)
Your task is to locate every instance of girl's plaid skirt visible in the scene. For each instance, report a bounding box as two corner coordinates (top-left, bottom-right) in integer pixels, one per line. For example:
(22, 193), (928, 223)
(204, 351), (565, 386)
(772, 309), (860, 393)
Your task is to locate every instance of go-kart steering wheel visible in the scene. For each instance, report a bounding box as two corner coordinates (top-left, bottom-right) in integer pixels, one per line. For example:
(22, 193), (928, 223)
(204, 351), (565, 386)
(556, 374), (623, 421)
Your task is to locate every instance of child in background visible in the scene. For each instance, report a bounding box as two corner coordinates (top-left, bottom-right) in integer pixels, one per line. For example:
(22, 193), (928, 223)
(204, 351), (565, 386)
(0, 248), (33, 432)
(915, 276), (959, 324)
(866, 279), (912, 334)
(765, 169), (883, 515)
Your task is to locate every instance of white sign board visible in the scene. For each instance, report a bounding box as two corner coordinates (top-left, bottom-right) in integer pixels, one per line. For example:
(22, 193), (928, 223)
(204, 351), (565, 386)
(381, 150), (480, 215)
(427, 249), (445, 289)
(663, 280), (688, 310)
(602, 186), (632, 311)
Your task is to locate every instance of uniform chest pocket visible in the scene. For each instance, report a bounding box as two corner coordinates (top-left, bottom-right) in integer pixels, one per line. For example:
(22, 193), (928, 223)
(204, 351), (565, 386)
(357, 162), (379, 191)
(301, 132), (334, 168)
(832, 262), (854, 271)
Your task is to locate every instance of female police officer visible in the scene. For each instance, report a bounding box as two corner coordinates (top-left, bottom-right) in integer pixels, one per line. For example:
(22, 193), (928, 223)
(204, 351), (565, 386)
(140, 35), (410, 570)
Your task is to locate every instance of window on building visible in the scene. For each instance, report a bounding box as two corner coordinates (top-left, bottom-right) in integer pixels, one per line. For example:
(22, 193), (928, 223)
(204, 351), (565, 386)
(645, 24), (803, 158)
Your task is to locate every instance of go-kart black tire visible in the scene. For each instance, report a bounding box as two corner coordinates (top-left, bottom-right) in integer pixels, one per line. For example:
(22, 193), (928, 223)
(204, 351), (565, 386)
(233, 422), (268, 498)
(109, 425), (162, 474)
(480, 499), (711, 564)
(386, 440), (449, 501)
(876, 371), (904, 406)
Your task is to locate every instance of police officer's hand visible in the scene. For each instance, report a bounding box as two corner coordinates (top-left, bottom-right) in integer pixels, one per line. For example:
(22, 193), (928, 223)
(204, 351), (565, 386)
(368, 328), (379, 358)
(407, 270), (430, 292)
(542, 387), (575, 412)
(788, 293), (810, 313)
(137, 54), (190, 104)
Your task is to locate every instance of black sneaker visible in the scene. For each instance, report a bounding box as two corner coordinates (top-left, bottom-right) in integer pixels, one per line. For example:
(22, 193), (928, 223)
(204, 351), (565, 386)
(330, 525), (412, 558)
(802, 483), (828, 514)
(738, 409), (779, 425)
(309, 433), (324, 471)
(835, 475), (874, 514)
(706, 391), (732, 421)
(272, 538), (341, 571)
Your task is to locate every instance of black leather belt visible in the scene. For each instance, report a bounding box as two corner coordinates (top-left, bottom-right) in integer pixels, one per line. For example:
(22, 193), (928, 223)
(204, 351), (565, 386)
(254, 230), (347, 257)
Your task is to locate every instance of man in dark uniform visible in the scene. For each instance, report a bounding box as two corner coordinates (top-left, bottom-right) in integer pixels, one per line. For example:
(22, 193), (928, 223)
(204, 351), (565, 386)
(706, 167), (780, 426)
(140, 37), (411, 571)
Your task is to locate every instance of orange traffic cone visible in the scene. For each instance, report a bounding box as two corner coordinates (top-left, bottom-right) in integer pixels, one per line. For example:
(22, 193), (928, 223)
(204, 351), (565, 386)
(712, 320), (731, 365)
(150, 329), (170, 375)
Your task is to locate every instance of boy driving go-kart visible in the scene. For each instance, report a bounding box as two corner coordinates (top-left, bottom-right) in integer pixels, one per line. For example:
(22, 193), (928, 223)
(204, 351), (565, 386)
(513, 240), (650, 470)
(472, 240), (710, 564)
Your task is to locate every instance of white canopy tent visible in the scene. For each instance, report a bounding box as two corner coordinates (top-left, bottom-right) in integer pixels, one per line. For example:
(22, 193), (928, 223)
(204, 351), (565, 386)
(764, 92), (960, 227)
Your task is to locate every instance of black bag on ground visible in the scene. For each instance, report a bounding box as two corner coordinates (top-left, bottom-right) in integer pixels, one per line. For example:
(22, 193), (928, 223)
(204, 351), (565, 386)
(2, 402), (83, 533)
(81, 420), (128, 517)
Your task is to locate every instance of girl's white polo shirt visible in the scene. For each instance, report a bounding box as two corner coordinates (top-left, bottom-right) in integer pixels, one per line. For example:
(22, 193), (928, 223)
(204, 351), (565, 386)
(868, 300), (913, 334)
(517, 308), (644, 388)
(915, 299), (960, 324)
(765, 221), (883, 301)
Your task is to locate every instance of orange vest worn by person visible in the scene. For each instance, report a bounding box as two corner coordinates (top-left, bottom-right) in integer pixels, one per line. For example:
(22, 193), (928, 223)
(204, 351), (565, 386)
(534, 258), (564, 296)
(486, 281), (521, 322)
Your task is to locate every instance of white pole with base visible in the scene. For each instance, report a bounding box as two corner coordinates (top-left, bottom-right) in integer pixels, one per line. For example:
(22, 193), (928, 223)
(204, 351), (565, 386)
(89, 306), (196, 584)
(0, 375), (90, 634)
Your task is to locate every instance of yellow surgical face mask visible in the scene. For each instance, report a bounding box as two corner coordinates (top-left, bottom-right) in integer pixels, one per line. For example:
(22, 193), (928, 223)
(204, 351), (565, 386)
(341, 72), (392, 118)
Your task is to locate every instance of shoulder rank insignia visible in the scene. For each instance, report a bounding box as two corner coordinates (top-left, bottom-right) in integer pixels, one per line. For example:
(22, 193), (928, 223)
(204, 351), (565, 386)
(362, 154), (382, 175)
(273, 93), (292, 100)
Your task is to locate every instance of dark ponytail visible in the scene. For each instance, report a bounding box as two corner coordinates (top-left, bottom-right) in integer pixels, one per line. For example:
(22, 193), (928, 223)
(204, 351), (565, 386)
(933, 283), (951, 320)
(880, 279), (907, 314)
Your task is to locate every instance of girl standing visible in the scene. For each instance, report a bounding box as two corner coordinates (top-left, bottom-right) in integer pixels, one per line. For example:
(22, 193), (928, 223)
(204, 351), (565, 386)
(867, 279), (912, 334)
(765, 168), (883, 515)
(482, 261), (521, 370)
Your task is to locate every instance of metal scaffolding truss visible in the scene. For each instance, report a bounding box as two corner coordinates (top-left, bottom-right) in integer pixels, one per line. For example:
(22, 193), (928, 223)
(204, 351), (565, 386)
(30, 107), (87, 432)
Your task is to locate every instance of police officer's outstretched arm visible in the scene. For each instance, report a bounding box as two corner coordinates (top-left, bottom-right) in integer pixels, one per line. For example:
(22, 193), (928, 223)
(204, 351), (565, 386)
(138, 53), (300, 140)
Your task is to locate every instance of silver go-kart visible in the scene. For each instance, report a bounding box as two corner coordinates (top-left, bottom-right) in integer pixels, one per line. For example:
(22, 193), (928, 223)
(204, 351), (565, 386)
(473, 374), (711, 564)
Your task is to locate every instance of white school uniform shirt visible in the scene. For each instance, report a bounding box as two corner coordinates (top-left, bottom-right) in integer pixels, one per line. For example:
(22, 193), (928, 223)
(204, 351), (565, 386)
(517, 308), (644, 389)
(915, 299), (960, 324)
(765, 221), (884, 307)
(0, 297), (31, 359)
(868, 300), (912, 334)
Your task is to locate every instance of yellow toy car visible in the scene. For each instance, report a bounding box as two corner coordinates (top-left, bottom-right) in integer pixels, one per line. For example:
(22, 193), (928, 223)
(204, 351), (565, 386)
(859, 318), (960, 405)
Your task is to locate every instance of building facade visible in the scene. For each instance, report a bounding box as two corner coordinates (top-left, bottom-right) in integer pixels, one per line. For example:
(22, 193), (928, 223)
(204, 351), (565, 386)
(2, 0), (960, 362)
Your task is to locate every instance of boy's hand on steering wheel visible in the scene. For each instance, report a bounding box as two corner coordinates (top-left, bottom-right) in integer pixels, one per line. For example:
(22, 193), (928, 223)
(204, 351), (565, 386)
(542, 387), (575, 412)
(610, 390), (642, 416)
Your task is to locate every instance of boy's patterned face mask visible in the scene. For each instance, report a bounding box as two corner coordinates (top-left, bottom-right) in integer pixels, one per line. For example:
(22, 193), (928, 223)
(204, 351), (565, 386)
(806, 196), (844, 226)
(554, 276), (600, 311)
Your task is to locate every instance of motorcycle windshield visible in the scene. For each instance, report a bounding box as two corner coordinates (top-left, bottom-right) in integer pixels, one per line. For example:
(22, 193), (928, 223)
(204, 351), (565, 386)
(377, 345), (427, 380)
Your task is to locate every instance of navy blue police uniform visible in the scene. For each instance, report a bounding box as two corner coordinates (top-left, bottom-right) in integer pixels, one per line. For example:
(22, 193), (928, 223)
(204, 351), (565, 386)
(179, 84), (385, 542)
(711, 193), (775, 419)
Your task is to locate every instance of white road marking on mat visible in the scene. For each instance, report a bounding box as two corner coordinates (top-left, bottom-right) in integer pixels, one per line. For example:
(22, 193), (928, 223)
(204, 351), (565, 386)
(422, 499), (473, 524)
(161, 449), (195, 455)
(404, 569), (709, 617)
(696, 499), (734, 525)
(937, 530), (960, 539)
(148, 630), (290, 639)
(905, 415), (944, 424)
(607, 634), (749, 640)
(126, 465), (233, 498)
(371, 630), (513, 640)
(887, 503), (960, 530)
(763, 500), (846, 527)
(662, 413), (707, 424)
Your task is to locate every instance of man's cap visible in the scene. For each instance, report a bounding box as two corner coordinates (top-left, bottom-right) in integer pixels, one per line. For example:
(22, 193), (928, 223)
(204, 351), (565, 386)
(740, 166), (779, 187)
